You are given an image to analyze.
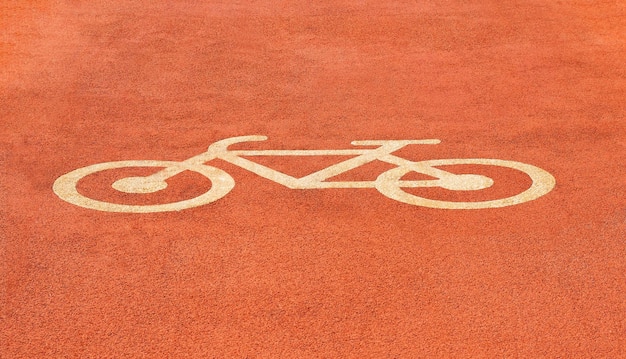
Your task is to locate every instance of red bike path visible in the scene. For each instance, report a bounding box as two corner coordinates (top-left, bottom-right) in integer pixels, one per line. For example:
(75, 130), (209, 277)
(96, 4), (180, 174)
(2, 1), (625, 357)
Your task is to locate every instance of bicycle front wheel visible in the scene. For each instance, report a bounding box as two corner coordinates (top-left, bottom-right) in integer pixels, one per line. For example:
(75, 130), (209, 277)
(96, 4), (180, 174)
(375, 158), (555, 209)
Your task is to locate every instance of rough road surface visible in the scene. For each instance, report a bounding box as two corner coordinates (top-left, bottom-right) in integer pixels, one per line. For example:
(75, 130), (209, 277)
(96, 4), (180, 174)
(2, 1), (625, 357)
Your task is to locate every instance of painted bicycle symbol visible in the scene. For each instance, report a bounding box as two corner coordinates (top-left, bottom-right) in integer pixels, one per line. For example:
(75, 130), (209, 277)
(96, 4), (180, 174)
(53, 135), (556, 212)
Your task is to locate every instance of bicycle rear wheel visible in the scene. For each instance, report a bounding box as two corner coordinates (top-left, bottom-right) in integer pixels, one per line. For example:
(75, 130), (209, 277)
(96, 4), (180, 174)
(53, 160), (235, 213)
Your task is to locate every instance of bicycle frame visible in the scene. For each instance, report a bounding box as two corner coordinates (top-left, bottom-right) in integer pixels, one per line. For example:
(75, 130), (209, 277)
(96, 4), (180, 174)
(142, 135), (451, 189)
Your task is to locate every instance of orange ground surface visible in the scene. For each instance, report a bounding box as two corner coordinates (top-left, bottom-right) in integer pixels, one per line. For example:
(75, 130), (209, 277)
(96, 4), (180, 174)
(2, 1), (626, 357)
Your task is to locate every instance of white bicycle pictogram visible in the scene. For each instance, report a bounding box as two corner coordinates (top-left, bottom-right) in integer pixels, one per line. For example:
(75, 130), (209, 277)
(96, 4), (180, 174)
(53, 135), (556, 213)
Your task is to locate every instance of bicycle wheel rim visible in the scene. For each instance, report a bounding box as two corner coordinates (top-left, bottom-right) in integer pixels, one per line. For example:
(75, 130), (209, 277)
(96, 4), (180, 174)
(53, 160), (235, 213)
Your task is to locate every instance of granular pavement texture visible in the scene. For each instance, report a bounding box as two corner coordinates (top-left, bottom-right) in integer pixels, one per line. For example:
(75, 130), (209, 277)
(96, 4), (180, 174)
(1, 1), (625, 357)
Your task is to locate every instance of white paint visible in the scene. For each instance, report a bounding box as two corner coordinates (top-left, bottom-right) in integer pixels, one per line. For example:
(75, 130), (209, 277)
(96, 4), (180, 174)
(53, 136), (556, 213)
(53, 160), (234, 213)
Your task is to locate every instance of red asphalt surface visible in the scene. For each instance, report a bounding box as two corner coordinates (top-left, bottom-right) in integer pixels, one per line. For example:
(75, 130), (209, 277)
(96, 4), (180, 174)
(2, 1), (626, 357)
